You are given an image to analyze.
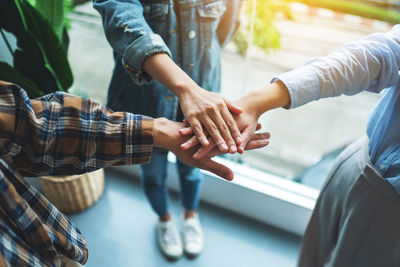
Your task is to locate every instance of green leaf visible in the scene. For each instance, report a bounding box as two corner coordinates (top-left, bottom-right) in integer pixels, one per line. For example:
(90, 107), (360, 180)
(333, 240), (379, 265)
(13, 31), (59, 94)
(34, 0), (64, 41)
(14, 0), (73, 91)
(0, 62), (44, 98)
(0, 0), (25, 38)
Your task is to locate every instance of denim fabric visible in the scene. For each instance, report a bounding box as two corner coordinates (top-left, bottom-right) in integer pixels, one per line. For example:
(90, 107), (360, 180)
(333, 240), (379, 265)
(93, 0), (242, 119)
(140, 149), (202, 216)
(94, 0), (240, 214)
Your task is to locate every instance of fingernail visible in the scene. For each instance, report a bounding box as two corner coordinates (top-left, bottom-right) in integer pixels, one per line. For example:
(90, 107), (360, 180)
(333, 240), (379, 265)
(236, 137), (242, 144)
(239, 145), (244, 151)
(230, 145), (237, 153)
(193, 152), (199, 158)
(202, 138), (209, 145)
(221, 143), (228, 151)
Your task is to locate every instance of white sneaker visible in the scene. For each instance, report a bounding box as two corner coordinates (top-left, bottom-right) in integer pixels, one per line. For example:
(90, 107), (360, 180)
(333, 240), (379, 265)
(182, 213), (204, 257)
(157, 220), (183, 260)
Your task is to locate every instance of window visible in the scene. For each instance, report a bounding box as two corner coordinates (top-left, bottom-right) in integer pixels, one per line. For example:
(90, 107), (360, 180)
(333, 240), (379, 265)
(219, 2), (381, 189)
(61, 2), (386, 235)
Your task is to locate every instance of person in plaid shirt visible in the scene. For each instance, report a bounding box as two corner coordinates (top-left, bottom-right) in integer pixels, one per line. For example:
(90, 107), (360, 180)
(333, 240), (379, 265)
(0, 81), (269, 266)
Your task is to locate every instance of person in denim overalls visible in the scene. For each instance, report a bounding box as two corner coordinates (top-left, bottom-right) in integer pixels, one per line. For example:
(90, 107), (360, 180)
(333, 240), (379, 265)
(94, 0), (243, 259)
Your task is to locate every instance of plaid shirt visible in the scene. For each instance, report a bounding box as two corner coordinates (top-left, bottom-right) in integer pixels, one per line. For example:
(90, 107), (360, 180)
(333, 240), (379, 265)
(0, 81), (153, 266)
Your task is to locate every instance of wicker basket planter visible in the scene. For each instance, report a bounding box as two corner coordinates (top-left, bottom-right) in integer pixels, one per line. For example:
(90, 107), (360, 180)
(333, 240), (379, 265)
(39, 169), (105, 214)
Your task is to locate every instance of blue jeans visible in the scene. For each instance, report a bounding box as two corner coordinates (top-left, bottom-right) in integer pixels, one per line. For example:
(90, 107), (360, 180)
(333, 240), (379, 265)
(140, 148), (203, 217)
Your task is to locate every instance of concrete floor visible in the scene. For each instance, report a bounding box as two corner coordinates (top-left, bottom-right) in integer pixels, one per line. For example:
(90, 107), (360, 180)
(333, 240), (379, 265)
(68, 169), (301, 267)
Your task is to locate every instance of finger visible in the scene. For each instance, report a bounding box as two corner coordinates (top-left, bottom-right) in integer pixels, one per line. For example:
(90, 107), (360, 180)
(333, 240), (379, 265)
(180, 135), (199, 150)
(204, 147), (223, 158)
(237, 126), (255, 154)
(245, 139), (270, 150)
(198, 157), (234, 181)
(202, 117), (228, 152)
(188, 118), (209, 146)
(249, 132), (270, 141)
(225, 99), (243, 115)
(221, 104), (242, 147)
(206, 132), (271, 158)
(210, 108), (237, 153)
(179, 127), (194, 136)
(193, 137), (216, 159)
(205, 132), (270, 157)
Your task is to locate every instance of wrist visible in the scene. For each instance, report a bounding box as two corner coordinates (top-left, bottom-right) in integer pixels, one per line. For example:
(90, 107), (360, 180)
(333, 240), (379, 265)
(172, 78), (200, 98)
(153, 117), (170, 150)
(239, 90), (266, 119)
(270, 80), (291, 109)
(241, 81), (291, 117)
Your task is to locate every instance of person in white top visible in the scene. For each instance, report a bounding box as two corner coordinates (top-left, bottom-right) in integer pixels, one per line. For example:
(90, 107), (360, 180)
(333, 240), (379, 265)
(181, 25), (400, 267)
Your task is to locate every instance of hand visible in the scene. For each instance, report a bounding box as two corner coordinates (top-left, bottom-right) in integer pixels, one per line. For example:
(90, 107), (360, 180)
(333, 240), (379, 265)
(202, 131), (270, 158)
(179, 99), (264, 159)
(177, 85), (243, 153)
(153, 118), (234, 181)
(178, 81), (291, 158)
(142, 53), (243, 154)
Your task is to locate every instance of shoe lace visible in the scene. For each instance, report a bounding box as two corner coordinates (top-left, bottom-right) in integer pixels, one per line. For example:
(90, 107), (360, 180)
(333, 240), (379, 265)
(161, 226), (179, 246)
(184, 224), (199, 242)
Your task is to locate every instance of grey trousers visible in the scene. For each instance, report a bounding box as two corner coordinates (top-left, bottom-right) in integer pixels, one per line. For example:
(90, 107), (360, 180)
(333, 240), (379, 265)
(298, 137), (400, 267)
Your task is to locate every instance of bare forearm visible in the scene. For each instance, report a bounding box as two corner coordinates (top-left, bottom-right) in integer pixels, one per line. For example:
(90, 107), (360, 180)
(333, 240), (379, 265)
(142, 53), (198, 97)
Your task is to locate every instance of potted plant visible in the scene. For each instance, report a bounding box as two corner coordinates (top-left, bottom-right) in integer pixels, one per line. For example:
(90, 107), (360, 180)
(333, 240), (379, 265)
(0, 0), (105, 213)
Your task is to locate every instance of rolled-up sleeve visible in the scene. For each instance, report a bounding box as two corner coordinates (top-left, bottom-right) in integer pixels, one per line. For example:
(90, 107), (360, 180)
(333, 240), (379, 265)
(0, 82), (153, 177)
(93, 0), (172, 84)
(272, 25), (400, 109)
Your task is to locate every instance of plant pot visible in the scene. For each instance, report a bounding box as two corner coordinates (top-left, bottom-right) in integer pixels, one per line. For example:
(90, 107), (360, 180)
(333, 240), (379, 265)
(39, 169), (105, 214)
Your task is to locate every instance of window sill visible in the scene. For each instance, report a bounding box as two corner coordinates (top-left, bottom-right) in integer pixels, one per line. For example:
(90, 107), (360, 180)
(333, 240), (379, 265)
(114, 153), (318, 236)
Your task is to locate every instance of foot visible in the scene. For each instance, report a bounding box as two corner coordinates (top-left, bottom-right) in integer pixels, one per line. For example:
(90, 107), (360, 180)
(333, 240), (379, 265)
(182, 213), (204, 257)
(157, 219), (183, 260)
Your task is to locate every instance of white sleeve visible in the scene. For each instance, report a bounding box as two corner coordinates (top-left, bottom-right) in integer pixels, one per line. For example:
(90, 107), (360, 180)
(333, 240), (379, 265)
(273, 25), (400, 109)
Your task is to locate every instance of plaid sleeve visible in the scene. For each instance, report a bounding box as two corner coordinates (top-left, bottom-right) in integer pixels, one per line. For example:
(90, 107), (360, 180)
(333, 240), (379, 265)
(0, 82), (153, 177)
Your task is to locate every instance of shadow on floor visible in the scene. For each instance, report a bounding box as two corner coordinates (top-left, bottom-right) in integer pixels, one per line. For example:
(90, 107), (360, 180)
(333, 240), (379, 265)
(68, 168), (301, 267)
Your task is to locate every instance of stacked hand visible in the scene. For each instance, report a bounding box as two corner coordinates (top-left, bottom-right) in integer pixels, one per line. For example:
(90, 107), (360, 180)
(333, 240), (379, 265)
(153, 117), (269, 181)
(178, 97), (265, 159)
(176, 81), (291, 164)
(177, 85), (243, 153)
(143, 54), (293, 181)
(143, 53), (245, 154)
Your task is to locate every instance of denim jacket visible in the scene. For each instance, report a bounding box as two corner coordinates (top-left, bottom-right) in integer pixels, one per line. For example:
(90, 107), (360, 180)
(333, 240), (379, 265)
(93, 0), (242, 119)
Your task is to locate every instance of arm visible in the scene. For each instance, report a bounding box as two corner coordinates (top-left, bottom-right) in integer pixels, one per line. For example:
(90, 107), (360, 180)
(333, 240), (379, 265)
(93, 0), (243, 153)
(182, 26), (400, 157)
(1, 82), (236, 180)
(5, 82), (153, 176)
(275, 26), (400, 109)
(92, 0), (171, 84)
(239, 26), (400, 115)
(142, 53), (243, 153)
